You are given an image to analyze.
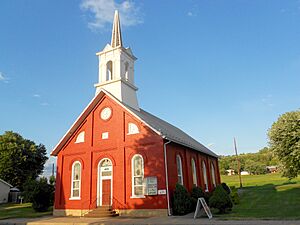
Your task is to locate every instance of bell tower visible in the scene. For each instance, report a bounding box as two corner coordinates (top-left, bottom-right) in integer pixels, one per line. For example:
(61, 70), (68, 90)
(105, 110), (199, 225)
(94, 10), (139, 111)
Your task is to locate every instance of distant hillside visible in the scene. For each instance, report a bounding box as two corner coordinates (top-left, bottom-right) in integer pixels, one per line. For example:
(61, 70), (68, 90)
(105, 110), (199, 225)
(219, 147), (279, 175)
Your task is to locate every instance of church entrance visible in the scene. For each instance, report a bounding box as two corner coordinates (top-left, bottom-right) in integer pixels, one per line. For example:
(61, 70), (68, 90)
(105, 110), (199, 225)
(97, 158), (112, 206)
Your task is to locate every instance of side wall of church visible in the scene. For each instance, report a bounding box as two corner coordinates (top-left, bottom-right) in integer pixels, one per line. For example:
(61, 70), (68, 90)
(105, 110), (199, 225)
(166, 142), (220, 202)
(54, 95), (168, 212)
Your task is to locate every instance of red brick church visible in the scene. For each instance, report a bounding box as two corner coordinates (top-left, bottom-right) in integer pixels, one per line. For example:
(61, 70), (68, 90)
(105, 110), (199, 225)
(51, 11), (220, 217)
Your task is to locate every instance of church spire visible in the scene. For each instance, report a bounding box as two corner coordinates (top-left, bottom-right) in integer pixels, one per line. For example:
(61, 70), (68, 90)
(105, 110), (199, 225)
(111, 10), (123, 48)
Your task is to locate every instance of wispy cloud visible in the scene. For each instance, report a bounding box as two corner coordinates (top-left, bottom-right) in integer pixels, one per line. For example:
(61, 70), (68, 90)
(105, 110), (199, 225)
(207, 143), (214, 148)
(33, 94), (41, 98)
(0, 72), (9, 83)
(80, 0), (143, 31)
(187, 11), (196, 17)
(41, 102), (50, 106)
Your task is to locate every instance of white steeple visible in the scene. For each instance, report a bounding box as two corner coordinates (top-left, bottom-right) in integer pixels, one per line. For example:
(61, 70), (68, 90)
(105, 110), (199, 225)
(94, 10), (139, 111)
(111, 10), (122, 48)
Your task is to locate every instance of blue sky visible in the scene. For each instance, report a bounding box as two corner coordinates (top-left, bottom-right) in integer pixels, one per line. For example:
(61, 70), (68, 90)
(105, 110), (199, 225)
(1, 0), (300, 173)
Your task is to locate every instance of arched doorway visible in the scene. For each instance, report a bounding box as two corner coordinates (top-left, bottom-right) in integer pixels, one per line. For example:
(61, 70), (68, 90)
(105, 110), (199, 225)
(97, 158), (113, 206)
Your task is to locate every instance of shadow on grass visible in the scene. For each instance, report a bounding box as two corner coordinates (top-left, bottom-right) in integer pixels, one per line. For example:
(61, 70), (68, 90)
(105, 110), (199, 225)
(0, 203), (52, 220)
(215, 182), (300, 220)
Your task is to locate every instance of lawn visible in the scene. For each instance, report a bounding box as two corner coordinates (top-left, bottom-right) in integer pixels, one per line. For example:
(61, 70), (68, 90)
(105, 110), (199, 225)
(219, 173), (300, 219)
(0, 203), (52, 220)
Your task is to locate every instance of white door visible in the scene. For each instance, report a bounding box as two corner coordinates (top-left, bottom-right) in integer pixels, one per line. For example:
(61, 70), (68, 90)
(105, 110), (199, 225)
(98, 159), (113, 206)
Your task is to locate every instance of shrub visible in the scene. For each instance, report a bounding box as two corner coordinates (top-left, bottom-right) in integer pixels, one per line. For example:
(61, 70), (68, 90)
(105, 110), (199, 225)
(190, 186), (205, 211)
(172, 183), (192, 215)
(23, 177), (54, 212)
(221, 183), (231, 195)
(209, 184), (233, 213)
(230, 186), (240, 205)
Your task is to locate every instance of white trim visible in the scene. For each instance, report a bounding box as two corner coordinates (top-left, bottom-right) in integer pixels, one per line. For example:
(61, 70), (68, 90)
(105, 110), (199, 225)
(211, 162), (216, 188)
(75, 131), (85, 143)
(176, 155), (183, 185)
(130, 195), (146, 199)
(0, 178), (13, 188)
(131, 154), (145, 198)
(127, 122), (139, 135)
(97, 158), (113, 206)
(163, 140), (171, 216)
(69, 197), (81, 200)
(71, 161), (81, 199)
(191, 158), (198, 187)
(202, 161), (208, 192)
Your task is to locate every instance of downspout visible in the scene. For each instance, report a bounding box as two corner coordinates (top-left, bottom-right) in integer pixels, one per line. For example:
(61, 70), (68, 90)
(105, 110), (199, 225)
(163, 138), (171, 216)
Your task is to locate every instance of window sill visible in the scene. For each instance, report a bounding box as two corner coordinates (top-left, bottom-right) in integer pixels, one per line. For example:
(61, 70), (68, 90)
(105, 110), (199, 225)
(69, 197), (81, 200)
(127, 132), (139, 135)
(130, 195), (145, 199)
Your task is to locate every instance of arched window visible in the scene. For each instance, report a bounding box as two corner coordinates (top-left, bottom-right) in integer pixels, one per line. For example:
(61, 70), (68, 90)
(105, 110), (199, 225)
(132, 154), (144, 197)
(75, 131), (85, 143)
(202, 161), (208, 192)
(71, 161), (81, 199)
(191, 158), (198, 187)
(128, 122), (139, 135)
(176, 155), (183, 185)
(106, 61), (113, 81)
(211, 162), (216, 188)
(124, 62), (129, 81)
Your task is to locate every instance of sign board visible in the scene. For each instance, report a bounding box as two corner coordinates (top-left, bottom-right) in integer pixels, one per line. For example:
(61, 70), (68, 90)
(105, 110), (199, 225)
(158, 189), (166, 195)
(194, 197), (212, 219)
(145, 176), (157, 195)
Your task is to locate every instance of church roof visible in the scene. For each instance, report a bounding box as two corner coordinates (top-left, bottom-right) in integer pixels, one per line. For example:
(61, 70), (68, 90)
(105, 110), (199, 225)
(51, 90), (218, 158)
(128, 107), (218, 158)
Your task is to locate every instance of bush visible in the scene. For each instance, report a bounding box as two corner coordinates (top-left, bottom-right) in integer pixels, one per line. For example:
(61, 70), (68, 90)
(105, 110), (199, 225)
(172, 183), (192, 215)
(221, 183), (231, 195)
(230, 186), (240, 205)
(23, 177), (54, 212)
(190, 186), (205, 211)
(209, 184), (233, 213)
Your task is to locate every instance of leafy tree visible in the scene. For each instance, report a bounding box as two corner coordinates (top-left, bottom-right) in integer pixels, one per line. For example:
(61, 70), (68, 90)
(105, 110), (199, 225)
(172, 183), (192, 215)
(219, 147), (279, 175)
(268, 110), (300, 179)
(0, 131), (48, 189)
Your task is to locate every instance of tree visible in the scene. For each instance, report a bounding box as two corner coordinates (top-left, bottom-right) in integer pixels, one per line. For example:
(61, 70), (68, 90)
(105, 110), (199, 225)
(268, 110), (300, 179)
(0, 131), (48, 189)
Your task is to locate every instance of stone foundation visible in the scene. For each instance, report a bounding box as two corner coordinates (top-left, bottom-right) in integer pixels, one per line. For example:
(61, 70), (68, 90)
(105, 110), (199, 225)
(53, 208), (168, 217)
(53, 209), (89, 217)
(118, 209), (168, 217)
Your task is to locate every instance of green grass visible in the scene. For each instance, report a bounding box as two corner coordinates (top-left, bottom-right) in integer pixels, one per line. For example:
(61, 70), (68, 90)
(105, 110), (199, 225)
(218, 173), (300, 219)
(0, 203), (52, 220)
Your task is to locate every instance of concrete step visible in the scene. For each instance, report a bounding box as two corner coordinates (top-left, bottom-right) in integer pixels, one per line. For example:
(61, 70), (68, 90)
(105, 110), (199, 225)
(84, 206), (119, 218)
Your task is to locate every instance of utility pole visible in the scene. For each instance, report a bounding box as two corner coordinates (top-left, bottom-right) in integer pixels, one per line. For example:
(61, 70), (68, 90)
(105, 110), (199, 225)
(234, 138), (242, 188)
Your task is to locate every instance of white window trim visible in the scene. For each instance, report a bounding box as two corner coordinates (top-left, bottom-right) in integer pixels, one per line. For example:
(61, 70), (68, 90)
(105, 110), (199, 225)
(202, 161), (208, 192)
(191, 158), (198, 187)
(176, 155), (183, 185)
(71, 161), (81, 199)
(211, 162), (216, 188)
(75, 131), (85, 144)
(127, 122), (139, 135)
(131, 154), (145, 198)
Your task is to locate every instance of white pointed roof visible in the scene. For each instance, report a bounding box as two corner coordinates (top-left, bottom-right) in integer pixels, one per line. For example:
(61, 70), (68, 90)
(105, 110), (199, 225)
(111, 10), (122, 48)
